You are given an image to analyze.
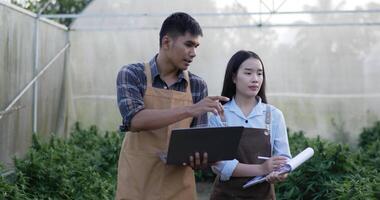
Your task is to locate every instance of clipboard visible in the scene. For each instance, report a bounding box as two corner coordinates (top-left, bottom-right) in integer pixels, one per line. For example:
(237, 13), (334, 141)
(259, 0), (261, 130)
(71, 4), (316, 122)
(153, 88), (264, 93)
(162, 126), (244, 165)
(243, 147), (314, 189)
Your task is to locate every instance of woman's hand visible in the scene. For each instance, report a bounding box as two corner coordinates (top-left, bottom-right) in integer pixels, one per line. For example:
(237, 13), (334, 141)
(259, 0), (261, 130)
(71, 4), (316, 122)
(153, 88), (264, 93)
(262, 156), (288, 174)
(265, 172), (288, 183)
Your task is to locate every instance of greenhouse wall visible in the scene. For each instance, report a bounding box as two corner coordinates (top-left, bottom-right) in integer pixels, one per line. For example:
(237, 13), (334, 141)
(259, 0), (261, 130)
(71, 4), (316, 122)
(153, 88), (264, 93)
(67, 0), (380, 144)
(2, 0), (380, 169)
(0, 2), (68, 169)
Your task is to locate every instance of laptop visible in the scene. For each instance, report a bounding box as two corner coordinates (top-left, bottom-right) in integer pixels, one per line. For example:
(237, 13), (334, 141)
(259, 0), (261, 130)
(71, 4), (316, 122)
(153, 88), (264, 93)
(161, 126), (244, 165)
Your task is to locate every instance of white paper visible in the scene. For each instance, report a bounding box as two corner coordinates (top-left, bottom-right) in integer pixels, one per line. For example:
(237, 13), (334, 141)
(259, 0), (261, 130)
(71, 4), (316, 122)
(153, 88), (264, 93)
(287, 147), (314, 171)
(243, 147), (314, 189)
(242, 175), (266, 188)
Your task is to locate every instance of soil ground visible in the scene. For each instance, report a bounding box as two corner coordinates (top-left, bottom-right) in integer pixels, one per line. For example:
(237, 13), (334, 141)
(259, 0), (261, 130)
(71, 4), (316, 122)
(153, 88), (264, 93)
(196, 182), (213, 200)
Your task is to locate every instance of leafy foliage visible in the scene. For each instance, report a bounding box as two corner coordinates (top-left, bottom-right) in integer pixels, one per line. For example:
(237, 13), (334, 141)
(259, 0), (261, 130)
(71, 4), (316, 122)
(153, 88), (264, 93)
(276, 125), (380, 200)
(2, 121), (380, 199)
(1, 122), (122, 199)
(276, 132), (356, 199)
(12, 0), (92, 26)
(359, 121), (380, 149)
(326, 170), (380, 200)
(194, 167), (215, 183)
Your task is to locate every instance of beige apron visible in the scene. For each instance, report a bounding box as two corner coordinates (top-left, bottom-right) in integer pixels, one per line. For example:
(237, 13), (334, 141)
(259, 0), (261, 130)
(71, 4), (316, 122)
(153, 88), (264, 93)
(116, 63), (196, 200)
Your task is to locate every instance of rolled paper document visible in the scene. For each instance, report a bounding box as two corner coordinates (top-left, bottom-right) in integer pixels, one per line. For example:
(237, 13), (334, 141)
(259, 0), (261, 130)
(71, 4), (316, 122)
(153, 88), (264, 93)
(276, 147), (314, 174)
(287, 147), (314, 171)
(243, 147), (315, 189)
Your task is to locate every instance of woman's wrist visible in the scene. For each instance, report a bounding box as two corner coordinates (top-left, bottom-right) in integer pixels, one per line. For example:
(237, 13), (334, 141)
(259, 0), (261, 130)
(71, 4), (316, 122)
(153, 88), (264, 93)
(259, 163), (270, 175)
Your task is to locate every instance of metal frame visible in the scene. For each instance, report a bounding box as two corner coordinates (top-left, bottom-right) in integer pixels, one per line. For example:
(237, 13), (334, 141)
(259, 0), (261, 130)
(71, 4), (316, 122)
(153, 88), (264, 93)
(32, 1), (52, 133)
(41, 9), (380, 19)
(0, 44), (70, 121)
(2, 0), (380, 177)
(39, 0), (380, 30)
(0, 1), (69, 127)
(0, 0), (70, 178)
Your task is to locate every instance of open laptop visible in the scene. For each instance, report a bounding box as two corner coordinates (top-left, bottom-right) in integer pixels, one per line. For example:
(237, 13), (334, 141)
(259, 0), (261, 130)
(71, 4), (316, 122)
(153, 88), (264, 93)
(160, 126), (244, 165)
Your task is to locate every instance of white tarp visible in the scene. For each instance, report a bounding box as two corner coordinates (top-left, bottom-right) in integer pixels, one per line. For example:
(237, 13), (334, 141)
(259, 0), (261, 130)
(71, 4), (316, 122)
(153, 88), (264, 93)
(66, 0), (380, 144)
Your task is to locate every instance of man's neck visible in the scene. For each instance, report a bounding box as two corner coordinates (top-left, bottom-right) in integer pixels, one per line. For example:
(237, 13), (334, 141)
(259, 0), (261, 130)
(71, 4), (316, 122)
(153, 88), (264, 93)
(156, 52), (180, 85)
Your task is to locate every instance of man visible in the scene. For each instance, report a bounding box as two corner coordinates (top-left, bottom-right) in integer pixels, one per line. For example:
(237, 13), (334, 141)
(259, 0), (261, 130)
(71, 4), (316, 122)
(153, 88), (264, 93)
(116, 12), (228, 200)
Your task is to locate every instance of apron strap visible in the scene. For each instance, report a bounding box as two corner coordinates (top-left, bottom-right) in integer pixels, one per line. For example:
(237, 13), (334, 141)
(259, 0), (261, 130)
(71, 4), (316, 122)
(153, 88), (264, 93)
(265, 104), (272, 156)
(144, 63), (153, 86)
(144, 63), (191, 95)
(183, 70), (191, 94)
(265, 104), (271, 134)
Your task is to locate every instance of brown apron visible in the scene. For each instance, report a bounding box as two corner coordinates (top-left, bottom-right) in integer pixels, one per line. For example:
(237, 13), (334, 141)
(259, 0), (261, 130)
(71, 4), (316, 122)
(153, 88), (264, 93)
(210, 105), (276, 200)
(116, 63), (196, 200)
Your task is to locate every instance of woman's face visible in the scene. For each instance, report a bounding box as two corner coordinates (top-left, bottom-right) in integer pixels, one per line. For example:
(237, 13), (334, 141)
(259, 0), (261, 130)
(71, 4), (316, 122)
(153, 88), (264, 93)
(233, 58), (263, 98)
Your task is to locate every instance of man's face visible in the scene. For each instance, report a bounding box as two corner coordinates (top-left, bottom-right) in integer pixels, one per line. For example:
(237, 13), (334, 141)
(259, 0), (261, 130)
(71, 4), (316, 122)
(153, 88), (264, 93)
(165, 32), (200, 71)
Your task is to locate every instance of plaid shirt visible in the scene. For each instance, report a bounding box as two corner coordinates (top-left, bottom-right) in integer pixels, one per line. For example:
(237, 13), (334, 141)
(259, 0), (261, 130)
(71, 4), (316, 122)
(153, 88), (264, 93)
(117, 55), (208, 131)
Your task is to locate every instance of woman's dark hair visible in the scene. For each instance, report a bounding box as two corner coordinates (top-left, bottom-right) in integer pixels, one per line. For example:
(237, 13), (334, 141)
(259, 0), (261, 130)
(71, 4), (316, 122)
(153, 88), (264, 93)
(159, 12), (203, 47)
(221, 50), (267, 104)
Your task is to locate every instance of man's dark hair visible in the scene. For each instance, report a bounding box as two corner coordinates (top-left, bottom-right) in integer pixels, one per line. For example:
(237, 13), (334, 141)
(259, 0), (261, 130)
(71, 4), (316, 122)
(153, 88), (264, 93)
(159, 12), (203, 47)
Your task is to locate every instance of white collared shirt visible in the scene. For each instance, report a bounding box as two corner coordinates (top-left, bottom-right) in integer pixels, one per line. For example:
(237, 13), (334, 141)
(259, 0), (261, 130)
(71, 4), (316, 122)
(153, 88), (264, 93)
(208, 97), (291, 181)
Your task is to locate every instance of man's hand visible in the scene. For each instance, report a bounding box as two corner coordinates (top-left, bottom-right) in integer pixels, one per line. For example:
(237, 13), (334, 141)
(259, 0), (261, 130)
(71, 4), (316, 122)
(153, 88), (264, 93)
(187, 96), (229, 117)
(130, 96), (229, 131)
(182, 152), (208, 170)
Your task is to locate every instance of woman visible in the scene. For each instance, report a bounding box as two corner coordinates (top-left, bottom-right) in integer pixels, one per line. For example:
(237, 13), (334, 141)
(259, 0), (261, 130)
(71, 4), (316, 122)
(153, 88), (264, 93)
(209, 50), (291, 199)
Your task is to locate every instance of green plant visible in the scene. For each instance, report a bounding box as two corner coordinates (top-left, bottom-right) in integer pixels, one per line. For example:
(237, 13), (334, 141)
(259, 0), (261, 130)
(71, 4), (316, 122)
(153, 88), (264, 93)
(359, 121), (380, 149)
(326, 170), (380, 200)
(276, 127), (380, 200)
(0, 165), (28, 200)
(11, 0), (93, 26)
(10, 122), (122, 199)
(194, 168), (216, 183)
(276, 131), (359, 200)
(357, 139), (380, 170)
(357, 121), (380, 170)
(3, 121), (380, 199)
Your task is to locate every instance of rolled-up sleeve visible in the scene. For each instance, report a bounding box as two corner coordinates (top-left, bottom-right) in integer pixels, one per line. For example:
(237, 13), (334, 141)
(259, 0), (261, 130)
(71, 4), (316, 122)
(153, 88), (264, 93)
(272, 109), (292, 158)
(211, 159), (239, 181)
(116, 65), (145, 131)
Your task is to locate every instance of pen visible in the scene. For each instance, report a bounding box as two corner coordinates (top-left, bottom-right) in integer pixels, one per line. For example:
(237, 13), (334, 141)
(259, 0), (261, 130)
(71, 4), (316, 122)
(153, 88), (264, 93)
(257, 156), (270, 160)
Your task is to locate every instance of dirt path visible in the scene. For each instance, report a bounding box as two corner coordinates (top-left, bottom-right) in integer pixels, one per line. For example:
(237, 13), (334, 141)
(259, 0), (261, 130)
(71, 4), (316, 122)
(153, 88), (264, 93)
(196, 182), (213, 200)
